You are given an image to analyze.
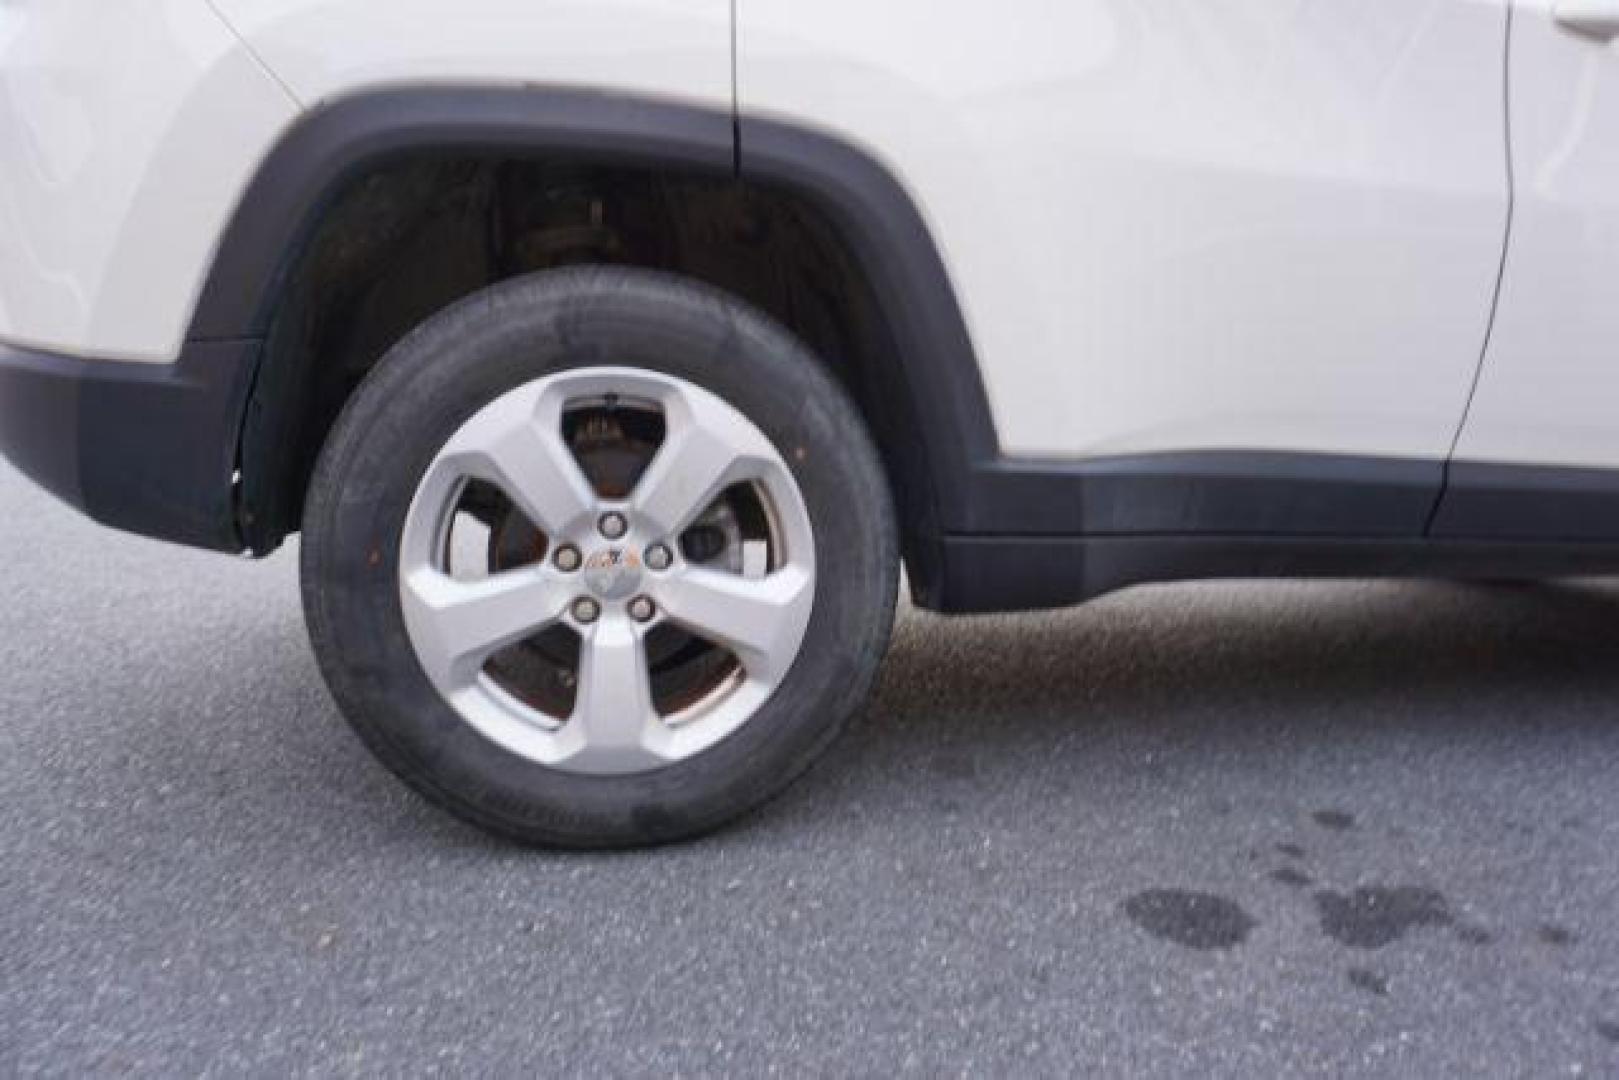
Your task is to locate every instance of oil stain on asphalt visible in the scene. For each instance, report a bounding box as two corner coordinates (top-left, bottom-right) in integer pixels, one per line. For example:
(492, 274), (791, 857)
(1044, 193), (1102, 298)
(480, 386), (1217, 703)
(1120, 809), (1607, 1039)
(1122, 889), (1256, 950)
(1313, 886), (1453, 949)
(1538, 923), (1576, 948)
(1311, 809), (1356, 831)
(1346, 968), (1388, 996)
(1269, 864), (1313, 889)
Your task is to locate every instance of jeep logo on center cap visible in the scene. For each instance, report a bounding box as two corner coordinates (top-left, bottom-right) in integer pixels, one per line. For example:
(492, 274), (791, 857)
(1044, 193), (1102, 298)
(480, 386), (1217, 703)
(582, 548), (642, 600)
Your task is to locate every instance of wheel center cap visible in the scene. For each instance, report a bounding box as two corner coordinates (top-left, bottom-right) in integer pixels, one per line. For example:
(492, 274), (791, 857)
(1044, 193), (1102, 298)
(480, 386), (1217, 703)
(582, 548), (642, 600)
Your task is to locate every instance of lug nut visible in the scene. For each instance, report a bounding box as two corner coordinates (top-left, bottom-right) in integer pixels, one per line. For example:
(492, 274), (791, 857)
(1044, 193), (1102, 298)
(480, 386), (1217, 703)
(598, 512), (628, 540)
(571, 597), (601, 624)
(644, 543), (672, 571)
(553, 544), (581, 572)
(628, 596), (656, 623)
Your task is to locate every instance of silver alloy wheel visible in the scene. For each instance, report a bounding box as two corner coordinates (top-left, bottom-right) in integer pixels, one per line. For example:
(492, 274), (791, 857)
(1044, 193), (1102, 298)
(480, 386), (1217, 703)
(397, 366), (816, 775)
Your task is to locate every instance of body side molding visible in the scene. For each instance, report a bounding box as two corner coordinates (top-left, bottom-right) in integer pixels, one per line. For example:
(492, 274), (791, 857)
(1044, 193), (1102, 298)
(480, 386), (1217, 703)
(1432, 461), (1619, 541)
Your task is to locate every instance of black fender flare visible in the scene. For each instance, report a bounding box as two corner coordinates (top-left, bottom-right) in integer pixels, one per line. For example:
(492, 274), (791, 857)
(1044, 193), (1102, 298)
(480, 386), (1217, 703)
(185, 88), (999, 589)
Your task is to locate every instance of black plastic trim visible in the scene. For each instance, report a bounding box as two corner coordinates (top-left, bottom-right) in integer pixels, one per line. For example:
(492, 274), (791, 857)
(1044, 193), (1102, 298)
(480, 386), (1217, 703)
(0, 340), (259, 551)
(1432, 461), (1619, 541)
(189, 88), (736, 343)
(969, 451), (1442, 536)
(936, 532), (1619, 613)
(738, 118), (994, 536)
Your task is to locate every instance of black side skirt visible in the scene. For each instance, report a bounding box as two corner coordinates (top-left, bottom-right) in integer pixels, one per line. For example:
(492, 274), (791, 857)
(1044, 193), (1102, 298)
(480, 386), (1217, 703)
(934, 533), (1619, 613)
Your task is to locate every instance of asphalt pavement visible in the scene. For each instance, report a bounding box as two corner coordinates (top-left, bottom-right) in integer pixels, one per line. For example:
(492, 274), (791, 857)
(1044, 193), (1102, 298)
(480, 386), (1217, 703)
(3, 461), (1619, 1076)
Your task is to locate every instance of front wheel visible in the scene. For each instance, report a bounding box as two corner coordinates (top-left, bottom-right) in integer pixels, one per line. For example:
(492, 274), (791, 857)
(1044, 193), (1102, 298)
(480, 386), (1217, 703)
(300, 268), (898, 847)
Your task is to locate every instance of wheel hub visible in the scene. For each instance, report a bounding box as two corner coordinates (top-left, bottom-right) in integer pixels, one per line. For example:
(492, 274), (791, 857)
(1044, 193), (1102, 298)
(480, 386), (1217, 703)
(581, 546), (643, 600)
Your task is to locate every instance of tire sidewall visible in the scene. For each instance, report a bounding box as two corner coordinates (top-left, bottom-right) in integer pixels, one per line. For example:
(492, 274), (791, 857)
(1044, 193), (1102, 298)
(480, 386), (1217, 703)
(301, 268), (897, 845)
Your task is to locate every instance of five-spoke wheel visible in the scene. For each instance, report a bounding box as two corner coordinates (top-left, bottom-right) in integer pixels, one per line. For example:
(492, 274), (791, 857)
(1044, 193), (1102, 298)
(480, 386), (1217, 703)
(398, 368), (816, 774)
(300, 268), (897, 846)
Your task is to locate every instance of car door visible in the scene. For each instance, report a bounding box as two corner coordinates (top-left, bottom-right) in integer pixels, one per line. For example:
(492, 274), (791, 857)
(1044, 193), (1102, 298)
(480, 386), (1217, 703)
(1433, 0), (1619, 539)
(739, 0), (1512, 533)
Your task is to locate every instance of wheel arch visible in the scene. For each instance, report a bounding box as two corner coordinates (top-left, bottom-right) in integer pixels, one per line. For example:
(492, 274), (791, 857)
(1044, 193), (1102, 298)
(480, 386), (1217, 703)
(193, 87), (997, 606)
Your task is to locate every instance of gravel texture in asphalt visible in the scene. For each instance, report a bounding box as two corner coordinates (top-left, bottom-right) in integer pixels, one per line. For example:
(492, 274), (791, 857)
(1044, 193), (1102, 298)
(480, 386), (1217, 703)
(3, 463), (1619, 1075)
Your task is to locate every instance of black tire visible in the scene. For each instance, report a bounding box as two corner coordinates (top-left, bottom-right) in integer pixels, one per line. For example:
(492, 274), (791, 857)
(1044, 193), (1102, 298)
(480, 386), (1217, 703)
(300, 267), (899, 847)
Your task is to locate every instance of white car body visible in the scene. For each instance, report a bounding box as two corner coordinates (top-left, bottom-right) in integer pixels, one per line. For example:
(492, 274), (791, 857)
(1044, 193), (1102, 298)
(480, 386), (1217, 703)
(2, 0), (1618, 579)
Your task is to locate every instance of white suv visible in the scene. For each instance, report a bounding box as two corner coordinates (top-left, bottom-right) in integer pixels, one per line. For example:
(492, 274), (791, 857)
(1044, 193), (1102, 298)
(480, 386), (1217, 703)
(3, 1), (1617, 845)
